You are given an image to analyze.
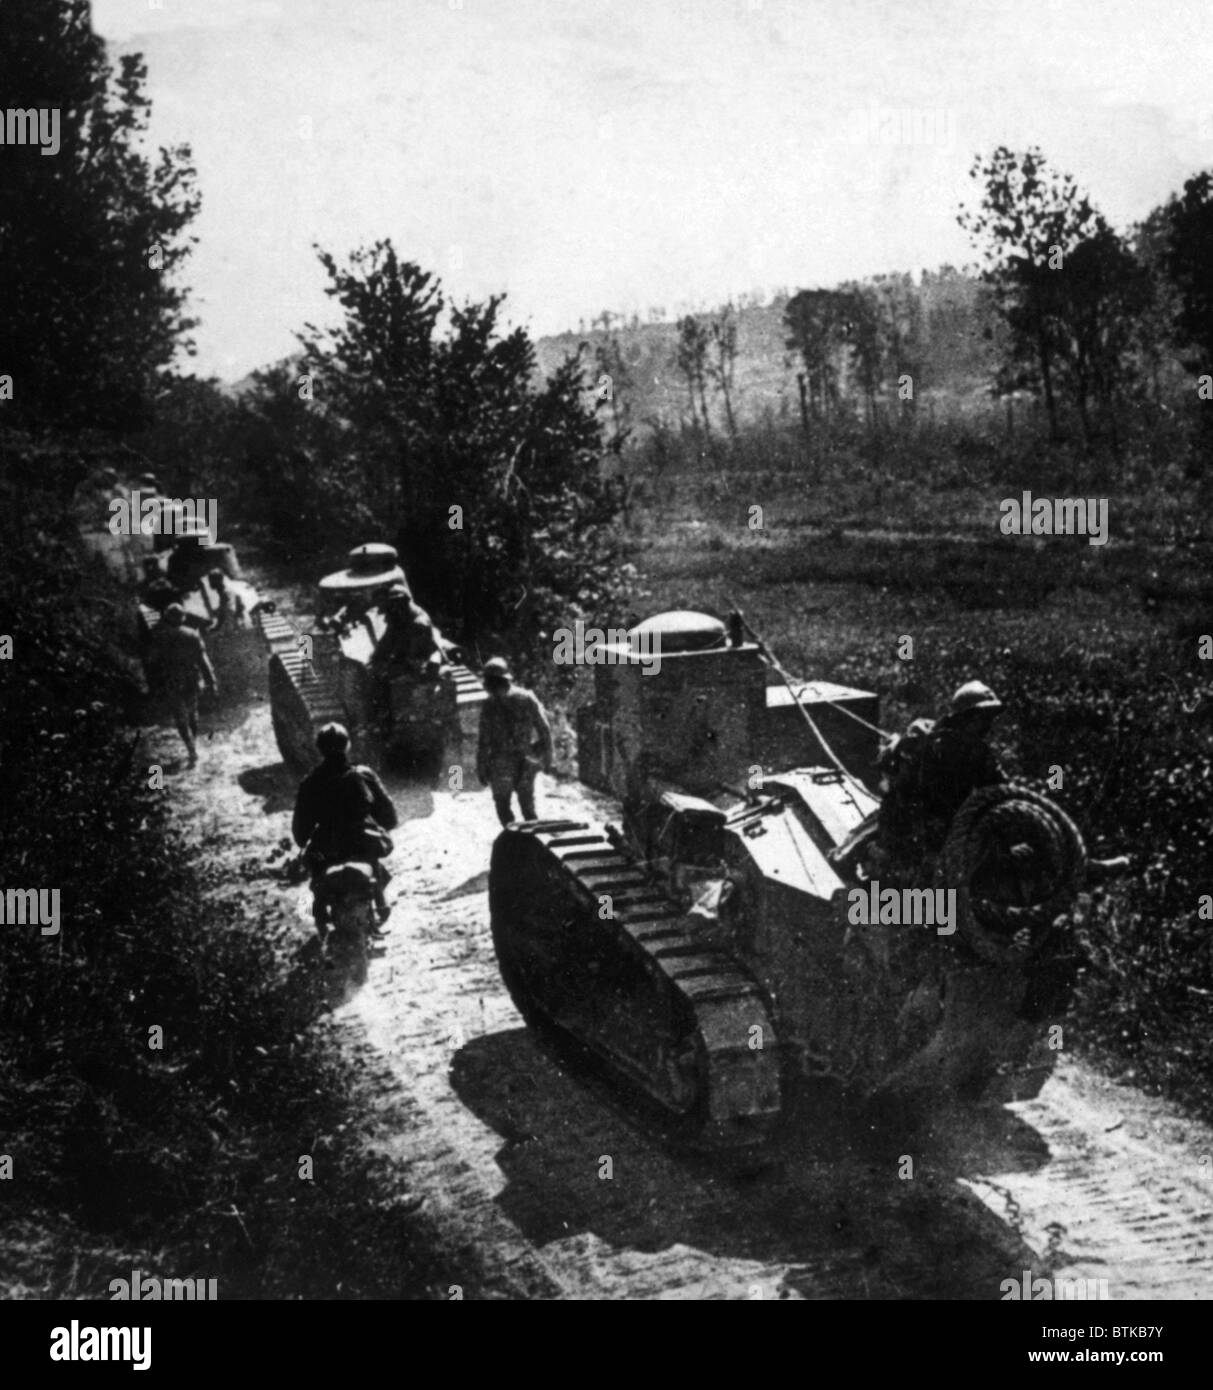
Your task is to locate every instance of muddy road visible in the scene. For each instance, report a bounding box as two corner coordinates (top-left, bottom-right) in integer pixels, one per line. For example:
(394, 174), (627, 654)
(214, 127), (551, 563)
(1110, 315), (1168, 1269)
(150, 599), (1213, 1301)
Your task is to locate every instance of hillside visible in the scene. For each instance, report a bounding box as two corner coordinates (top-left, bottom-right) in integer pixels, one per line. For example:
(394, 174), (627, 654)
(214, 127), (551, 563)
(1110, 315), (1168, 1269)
(533, 267), (1002, 432)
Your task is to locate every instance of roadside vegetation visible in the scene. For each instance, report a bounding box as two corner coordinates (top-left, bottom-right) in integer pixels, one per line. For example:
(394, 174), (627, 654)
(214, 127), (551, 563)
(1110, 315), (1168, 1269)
(0, 3), (481, 1299)
(0, 441), (479, 1298)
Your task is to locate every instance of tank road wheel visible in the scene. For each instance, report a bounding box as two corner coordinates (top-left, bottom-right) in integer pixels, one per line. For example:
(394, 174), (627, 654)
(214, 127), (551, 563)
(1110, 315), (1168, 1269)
(269, 657), (321, 774)
(490, 826), (720, 1144)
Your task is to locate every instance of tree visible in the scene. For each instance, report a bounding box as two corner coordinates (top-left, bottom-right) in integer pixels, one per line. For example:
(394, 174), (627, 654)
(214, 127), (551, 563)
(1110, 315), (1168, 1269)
(590, 332), (634, 458)
(274, 241), (627, 648)
(1131, 207), (1184, 407)
(784, 289), (851, 424)
(1157, 172), (1213, 377)
(226, 361), (373, 562)
(1049, 228), (1149, 450)
(837, 283), (885, 429)
(0, 0), (199, 441)
(707, 306), (740, 440)
(958, 147), (1104, 441)
(873, 273), (927, 420)
(674, 315), (712, 436)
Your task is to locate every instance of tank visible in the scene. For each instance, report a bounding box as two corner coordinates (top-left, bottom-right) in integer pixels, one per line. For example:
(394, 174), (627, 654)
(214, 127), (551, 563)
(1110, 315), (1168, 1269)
(136, 524), (266, 698)
(260, 542), (487, 773)
(490, 610), (1088, 1150)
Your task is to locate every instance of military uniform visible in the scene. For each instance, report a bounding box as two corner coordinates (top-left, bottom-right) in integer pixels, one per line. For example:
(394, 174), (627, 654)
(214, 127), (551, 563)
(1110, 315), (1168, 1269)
(145, 621), (216, 764)
(292, 755), (398, 927)
(477, 683), (553, 825)
(879, 716), (1004, 864)
(374, 601), (442, 675)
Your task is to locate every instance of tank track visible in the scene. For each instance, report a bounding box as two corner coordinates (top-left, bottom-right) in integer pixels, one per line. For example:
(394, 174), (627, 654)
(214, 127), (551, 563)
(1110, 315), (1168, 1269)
(447, 664), (489, 738)
(491, 820), (783, 1151)
(259, 608), (345, 770)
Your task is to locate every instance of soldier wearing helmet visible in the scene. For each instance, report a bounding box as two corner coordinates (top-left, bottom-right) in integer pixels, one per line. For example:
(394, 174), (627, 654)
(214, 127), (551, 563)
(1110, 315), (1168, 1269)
(373, 583), (445, 679)
(291, 722), (398, 935)
(877, 680), (1007, 865)
(144, 603), (218, 767)
(476, 658), (554, 826)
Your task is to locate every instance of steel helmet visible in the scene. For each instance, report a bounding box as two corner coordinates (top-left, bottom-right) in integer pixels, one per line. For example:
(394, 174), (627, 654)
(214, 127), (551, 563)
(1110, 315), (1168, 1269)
(482, 657), (512, 681)
(315, 722), (351, 756)
(162, 603), (186, 626)
(949, 680), (1002, 716)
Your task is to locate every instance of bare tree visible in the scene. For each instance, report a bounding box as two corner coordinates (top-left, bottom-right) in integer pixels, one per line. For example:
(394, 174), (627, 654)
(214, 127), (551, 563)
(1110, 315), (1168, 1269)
(592, 332), (634, 457)
(784, 289), (850, 425)
(707, 305), (740, 439)
(675, 314), (712, 436)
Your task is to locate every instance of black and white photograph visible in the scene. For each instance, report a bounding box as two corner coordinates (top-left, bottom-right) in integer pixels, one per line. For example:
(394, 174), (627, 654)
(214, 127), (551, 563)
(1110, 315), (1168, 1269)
(1, 0), (1211, 1339)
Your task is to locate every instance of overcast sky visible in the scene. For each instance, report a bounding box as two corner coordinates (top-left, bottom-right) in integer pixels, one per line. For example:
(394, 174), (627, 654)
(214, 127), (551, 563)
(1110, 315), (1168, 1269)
(93, 0), (1213, 382)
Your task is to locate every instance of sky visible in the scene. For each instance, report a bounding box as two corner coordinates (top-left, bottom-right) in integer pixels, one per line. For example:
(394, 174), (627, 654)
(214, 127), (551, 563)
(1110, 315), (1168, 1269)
(92, 0), (1213, 382)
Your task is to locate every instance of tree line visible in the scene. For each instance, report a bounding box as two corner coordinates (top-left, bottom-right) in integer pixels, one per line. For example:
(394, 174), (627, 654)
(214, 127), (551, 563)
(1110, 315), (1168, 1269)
(578, 147), (1213, 473)
(1, 1), (629, 656)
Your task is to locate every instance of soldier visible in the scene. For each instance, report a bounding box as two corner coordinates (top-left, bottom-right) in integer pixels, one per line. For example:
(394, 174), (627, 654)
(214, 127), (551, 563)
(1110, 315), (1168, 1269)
(139, 557), (181, 615)
(166, 528), (210, 592)
(206, 567), (247, 629)
(877, 680), (1007, 867)
(476, 657), (554, 826)
(145, 603), (218, 767)
(374, 583), (444, 679)
(292, 723), (397, 935)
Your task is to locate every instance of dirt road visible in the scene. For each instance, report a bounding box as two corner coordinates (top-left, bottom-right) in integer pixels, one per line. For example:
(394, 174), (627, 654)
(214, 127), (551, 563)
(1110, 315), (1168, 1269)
(149, 597), (1213, 1301)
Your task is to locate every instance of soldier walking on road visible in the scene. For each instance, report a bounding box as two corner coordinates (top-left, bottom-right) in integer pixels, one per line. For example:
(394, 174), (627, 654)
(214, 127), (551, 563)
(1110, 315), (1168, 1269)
(476, 657), (554, 826)
(145, 603), (217, 767)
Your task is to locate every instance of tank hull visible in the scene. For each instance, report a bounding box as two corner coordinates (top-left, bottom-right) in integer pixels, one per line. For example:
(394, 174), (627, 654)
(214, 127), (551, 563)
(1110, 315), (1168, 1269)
(259, 606), (486, 774)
